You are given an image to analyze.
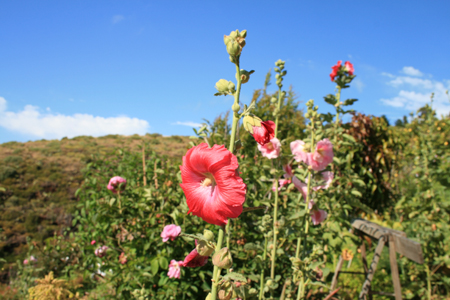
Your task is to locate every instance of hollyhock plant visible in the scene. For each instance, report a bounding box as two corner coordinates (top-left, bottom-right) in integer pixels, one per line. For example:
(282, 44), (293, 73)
(168, 260), (183, 279)
(311, 171), (334, 191)
(161, 224), (181, 242)
(181, 248), (209, 268)
(252, 120), (276, 145)
(272, 178), (291, 191)
(257, 137), (281, 159)
(118, 252), (128, 265)
(309, 200), (328, 225)
(180, 143), (246, 226)
(330, 60), (342, 81)
(293, 176), (308, 200)
(107, 176), (127, 194)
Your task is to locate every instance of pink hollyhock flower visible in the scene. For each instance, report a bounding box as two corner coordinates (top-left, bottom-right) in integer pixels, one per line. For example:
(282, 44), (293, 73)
(290, 140), (309, 164)
(310, 139), (334, 171)
(272, 178), (291, 192)
(344, 61), (354, 75)
(168, 260), (183, 279)
(95, 246), (109, 258)
(118, 252), (127, 265)
(252, 120), (276, 145)
(311, 171), (334, 191)
(180, 143), (246, 226)
(181, 248), (209, 268)
(107, 176), (127, 194)
(309, 200), (328, 225)
(161, 224), (181, 242)
(330, 60), (342, 81)
(293, 176), (308, 200)
(91, 240), (96, 245)
(257, 138), (281, 159)
(23, 259), (29, 265)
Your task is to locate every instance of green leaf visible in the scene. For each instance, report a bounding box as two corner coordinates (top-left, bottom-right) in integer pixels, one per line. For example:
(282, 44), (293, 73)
(151, 259), (159, 275)
(159, 256), (168, 269)
(342, 134), (356, 143)
(222, 272), (247, 282)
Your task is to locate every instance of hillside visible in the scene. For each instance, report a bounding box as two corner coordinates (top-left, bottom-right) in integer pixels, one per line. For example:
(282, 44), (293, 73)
(0, 133), (190, 267)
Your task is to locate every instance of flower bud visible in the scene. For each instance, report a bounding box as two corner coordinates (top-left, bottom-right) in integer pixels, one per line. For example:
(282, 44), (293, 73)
(196, 240), (215, 257)
(212, 247), (233, 269)
(217, 281), (233, 300)
(215, 79), (236, 96)
(203, 229), (215, 242)
(237, 69), (255, 84)
(226, 40), (241, 56)
(242, 115), (262, 134)
(281, 91), (286, 98)
(270, 97), (277, 104)
(232, 103), (240, 113)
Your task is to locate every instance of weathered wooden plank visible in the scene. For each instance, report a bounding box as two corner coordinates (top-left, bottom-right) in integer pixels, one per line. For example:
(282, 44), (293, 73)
(391, 232), (424, 264)
(352, 219), (406, 239)
(359, 236), (386, 300)
(331, 255), (344, 291)
(389, 235), (403, 300)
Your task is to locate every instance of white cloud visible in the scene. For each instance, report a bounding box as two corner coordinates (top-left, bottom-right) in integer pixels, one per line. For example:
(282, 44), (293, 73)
(112, 15), (124, 24)
(172, 121), (203, 128)
(353, 78), (365, 92)
(380, 68), (450, 116)
(0, 97), (150, 139)
(401, 66), (423, 77)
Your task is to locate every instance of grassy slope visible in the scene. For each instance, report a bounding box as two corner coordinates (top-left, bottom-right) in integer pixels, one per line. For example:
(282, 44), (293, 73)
(0, 133), (190, 266)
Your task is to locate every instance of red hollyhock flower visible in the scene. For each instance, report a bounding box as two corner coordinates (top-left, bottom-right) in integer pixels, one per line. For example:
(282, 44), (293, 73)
(181, 248), (209, 268)
(252, 120), (275, 145)
(180, 143), (246, 226)
(330, 60), (342, 82)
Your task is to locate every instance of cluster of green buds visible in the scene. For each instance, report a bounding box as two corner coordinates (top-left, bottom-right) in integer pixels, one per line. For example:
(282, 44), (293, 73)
(264, 274), (283, 293)
(131, 287), (150, 300)
(274, 59), (287, 88)
(290, 244), (325, 284)
(212, 247), (233, 269)
(214, 79), (236, 96)
(236, 69), (255, 84)
(224, 29), (247, 64)
(257, 215), (272, 238)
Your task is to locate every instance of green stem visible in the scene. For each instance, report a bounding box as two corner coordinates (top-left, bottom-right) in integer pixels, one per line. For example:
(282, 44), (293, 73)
(334, 86), (342, 145)
(211, 226), (225, 300)
(270, 179), (279, 279)
(274, 86), (283, 139)
(425, 264), (432, 300)
(259, 236), (269, 300)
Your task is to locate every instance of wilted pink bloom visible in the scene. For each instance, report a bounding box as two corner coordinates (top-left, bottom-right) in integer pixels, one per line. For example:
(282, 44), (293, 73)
(330, 60), (342, 81)
(107, 176), (127, 194)
(291, 140), (309, 164)
(344, 61), (354, 75)
(310, 139), (334, 171)
(23, 259), (29, 265)
(91, 240), (96, 245)
(118, 252), (128, 265)
(257, 138), (281, 159)
(311, 171), (334, 191)
(293, 176), (308, 200)
(311, 209), (328, 225)
(181, 248), (209, 268)
(272, 178), (291, 192)
(168, 260), (183, 279)
(161, 224), (181, 242)
(283, 165), (294, 179)
(95, 246), (109, 258)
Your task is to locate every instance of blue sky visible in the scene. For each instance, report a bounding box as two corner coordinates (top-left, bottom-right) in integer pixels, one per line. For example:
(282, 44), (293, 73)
(1, 1), (449, 143)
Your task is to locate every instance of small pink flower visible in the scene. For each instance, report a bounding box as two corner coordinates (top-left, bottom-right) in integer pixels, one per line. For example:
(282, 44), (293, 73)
(272, 179), (291, 191)
(118, 252), (128, 265)
(181, 248), (209, 268)
(168, 260), (183, 279)
(95, 246), (109, 258)
(311, 171), (334, 191)
(161, 224), (181, 242)
(107, 176), (127, 194)
(257, 138), (281, 159)
(91, 240), (96, 245)
(252, 120), (276, 145)
(23, 259), (29, 265)
(290, 140), (309, 164)
(310, 139), (334, 171)
(283, 164), (294, 179)
(293, 176), (308, 200)
(330, 60), (342, 81)
(344, 61), (354, 75)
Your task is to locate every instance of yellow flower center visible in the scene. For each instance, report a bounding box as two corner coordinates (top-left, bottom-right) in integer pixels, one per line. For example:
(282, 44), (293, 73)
(201, 173), (216, 187)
